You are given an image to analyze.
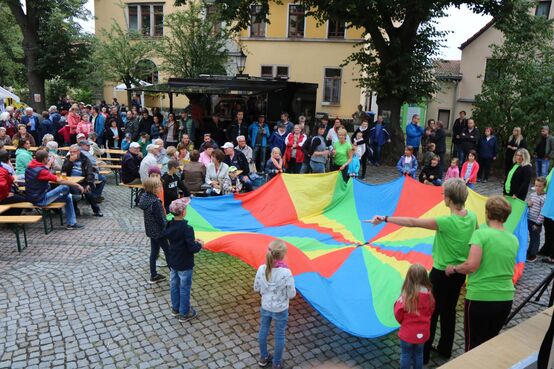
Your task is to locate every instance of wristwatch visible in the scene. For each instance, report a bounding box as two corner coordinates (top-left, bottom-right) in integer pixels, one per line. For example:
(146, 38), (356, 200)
(384, 216), (389, 223)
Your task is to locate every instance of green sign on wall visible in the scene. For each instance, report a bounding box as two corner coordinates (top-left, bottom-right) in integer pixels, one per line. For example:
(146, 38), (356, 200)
(400, 102), (427, 132)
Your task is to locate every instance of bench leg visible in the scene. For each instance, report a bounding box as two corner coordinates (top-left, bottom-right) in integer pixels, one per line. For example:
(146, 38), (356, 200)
(39, 210), (53, 235)
(11, 224), (28, 252)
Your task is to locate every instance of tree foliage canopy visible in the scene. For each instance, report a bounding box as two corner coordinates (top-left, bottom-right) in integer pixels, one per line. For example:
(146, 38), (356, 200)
(473, 0), (554, 142)
(0, 0), (93, 109)
(95, 19), (155, 89)
(159, 2), (232, 78)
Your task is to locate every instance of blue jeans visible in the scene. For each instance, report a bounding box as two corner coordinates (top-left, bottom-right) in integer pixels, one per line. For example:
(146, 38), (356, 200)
(371, 143), (382, 164)
(36, 185), (77, 226)
(528, 220), (543, 257)
(432, 178), (443, 186)
(400, 340), (423, 369)
(149, 237), (168, 278)
(240, 175), (253, 192)
(299, 161), (310, 174)
(536, 159), (550, 178)
(252, 145), (266, 171)
(259, 308), (288, 366)
(309, 160), (325, 173)
(170, 268), (193, 315)
(92, 173), (106, 197)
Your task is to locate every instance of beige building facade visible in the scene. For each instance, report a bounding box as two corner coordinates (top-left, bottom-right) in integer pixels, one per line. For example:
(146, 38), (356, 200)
(94, 0), (365, 118)
(428, 1), (554, 130)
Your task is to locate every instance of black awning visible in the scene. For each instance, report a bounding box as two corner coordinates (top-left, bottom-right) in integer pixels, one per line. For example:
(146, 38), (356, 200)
(129, 76), (317, 96)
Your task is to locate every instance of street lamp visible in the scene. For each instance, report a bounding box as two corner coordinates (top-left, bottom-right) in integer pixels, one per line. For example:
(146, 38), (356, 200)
(235, 49), (247, 76)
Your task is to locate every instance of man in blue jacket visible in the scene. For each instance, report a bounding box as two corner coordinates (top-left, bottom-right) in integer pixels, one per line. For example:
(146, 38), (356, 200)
(406, 114), (424, 156)
(91, 107), (105, 147)
(248, 114), (270, 171)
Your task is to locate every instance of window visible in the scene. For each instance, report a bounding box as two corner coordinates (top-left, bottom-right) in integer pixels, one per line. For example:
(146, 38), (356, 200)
(536, 1), (552, 17)
(276, 66), (289, 78)
(127, 4), (164, 37)
(207, 5), (222, 35)
(323, 68), (342, 104)
(328, 19), (345, 39)
(250, 5), (266, 37)
(288, 4), (305, 38)
(260, 65), (289, 78)
(484, 58), (503, 84)
(261, 66), (274, 78)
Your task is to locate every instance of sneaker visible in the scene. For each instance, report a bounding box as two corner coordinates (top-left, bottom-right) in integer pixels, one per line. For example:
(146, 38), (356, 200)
(272, 363), (283, 369)
(542, 257), (554, 265)
(483, 179), (488, 183)
(258, 354), (273, 367)
(149, 274), (166, 284)
(66, 223), (84, 230)
(527, 255), (537, 262)
(93, 212), (103, 217)
(171, 308), (179, 317)
(178, 308), (197, 322)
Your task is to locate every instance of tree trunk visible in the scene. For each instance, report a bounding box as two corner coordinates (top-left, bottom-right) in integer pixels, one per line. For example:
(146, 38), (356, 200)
(18, 9), (45, 112)
(378, 96), (404, 165)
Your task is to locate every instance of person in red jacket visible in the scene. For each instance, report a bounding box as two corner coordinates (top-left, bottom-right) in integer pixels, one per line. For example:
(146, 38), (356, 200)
(394, 263), (435, 369)
(461, 150), (480, 190)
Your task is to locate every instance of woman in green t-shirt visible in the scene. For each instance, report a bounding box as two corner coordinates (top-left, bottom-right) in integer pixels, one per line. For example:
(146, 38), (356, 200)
(332, 128), (353, 183)
(367, 178), (477, 363)
(445, 196), (517, 352)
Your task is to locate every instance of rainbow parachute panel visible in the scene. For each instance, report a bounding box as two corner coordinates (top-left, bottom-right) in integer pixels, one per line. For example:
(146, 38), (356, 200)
(186, 173), (528, 338)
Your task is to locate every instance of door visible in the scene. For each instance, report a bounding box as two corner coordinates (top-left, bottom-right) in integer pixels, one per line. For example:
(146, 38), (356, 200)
(438, 109), (451, 129)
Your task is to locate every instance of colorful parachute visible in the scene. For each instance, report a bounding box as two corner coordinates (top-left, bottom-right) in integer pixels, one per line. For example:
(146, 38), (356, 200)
(186, 172), (528, 338)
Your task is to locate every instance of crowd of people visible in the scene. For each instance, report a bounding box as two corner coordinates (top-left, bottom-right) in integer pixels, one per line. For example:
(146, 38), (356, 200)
(1, 99), (553, 369)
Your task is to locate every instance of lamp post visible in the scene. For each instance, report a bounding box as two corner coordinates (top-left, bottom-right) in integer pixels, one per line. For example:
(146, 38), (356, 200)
(235, 49), (248, 77)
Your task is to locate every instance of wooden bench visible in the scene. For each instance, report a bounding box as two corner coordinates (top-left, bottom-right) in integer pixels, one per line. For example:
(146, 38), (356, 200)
(98, 164), (122, 184)
(8, 202), (66, 234)
(101, 157), (122, 162)
(0, 215), (43, 252)
(119, 183), (143, 208)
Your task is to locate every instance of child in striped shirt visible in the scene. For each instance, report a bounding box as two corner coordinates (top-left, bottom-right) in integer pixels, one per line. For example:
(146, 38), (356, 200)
(527, 177), (547, 262)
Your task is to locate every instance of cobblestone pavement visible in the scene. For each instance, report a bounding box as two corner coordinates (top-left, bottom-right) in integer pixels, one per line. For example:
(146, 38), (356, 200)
(0, 166), (552, 369)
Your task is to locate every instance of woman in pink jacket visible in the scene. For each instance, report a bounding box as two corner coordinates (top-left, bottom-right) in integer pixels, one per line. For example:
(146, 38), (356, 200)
(67, 104), (81, 143)
(76, 114), (93, 139)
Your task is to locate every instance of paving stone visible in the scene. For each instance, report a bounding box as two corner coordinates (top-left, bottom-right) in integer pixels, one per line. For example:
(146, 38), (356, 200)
(0, 166), (549, 369)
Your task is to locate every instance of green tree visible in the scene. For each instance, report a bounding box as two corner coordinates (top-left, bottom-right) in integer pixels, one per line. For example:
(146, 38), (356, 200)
(473, 0), (554, 148)
(160, 2), (232, 78)
(95, 15), (155, 105)
(1, 0), (92, 111)
(176, 0), (508, 156)
(0, 4), (25, 88)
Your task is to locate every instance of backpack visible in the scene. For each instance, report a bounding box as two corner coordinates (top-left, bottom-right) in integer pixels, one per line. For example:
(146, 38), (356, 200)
(301, 136), (316, 158)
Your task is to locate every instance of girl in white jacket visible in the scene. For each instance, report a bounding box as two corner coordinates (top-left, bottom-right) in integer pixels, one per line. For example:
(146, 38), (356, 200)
(254, 240), (296, 369)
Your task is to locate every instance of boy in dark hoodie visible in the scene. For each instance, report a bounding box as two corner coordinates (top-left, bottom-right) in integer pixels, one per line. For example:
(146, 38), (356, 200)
(138, 177), (168, 284)
(419, 154), (443, 186)
(161, 159), (190, 212)
(163, 197), (203, 322)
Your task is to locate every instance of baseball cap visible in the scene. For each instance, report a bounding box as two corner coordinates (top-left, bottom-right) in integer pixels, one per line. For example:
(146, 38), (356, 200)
(222, 142), (234, 149)
(78, 140), (90, 146)
(76, 133), (86, 139)
(228, 166), (243, 175)
(129, 142), (140, 149)
(277, 122), (285, 128)
(169, 197), (191, 215)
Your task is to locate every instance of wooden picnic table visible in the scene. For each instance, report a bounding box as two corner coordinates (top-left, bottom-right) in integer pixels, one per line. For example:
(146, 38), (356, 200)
(4, 145), (38, 151)
(104, 148), (126, 155)
(0, 205), (12, 214)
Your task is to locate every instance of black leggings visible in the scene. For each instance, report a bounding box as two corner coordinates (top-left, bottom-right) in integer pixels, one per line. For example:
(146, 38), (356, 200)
(464, 299), (512, 351)
(478, 157), (493, 180)
(543, 217), (554, 258)
(424, 268), (466, 361)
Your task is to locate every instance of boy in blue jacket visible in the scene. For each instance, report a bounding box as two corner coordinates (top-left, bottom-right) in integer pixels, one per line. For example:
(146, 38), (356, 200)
(163, 197), (204, 322)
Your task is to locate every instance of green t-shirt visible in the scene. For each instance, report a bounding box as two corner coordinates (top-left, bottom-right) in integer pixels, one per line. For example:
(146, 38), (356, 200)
(433, 210), (478, 270)
(466, 227), (518, 301)
(333, 141), (352, 166)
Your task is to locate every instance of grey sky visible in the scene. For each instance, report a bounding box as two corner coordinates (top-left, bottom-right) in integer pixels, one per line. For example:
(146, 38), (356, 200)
(82, 2), (491, 60)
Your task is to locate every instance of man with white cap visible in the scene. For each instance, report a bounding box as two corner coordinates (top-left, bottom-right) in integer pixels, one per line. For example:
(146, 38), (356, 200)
(122, 142), (143, 185)
(222, 142), (252, 191)
(139, 143), (161, 183)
